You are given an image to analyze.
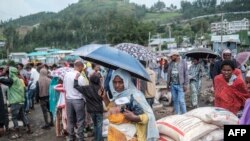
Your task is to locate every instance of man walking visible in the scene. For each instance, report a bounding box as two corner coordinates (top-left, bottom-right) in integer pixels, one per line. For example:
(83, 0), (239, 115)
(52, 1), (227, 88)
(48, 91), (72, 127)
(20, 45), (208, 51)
(167, 51), (188, 114)
(29, 63), (39, 109)
(188, 58), (205, 108)
(63, 61), (88, 141)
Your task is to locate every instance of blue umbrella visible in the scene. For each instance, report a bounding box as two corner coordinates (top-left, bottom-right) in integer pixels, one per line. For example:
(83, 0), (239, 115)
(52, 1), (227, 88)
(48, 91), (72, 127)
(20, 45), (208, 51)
(72, 44), (150, 81)
(71, 44), (108, 56)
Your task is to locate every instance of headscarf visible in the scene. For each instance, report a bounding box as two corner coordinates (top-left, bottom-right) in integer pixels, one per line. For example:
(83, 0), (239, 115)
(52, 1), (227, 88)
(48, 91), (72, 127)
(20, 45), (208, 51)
(9, 67), (18, 80)
(222, 49), (231, 60)
(109, 69), (159, 141)
(38, 68), (51, 97)
(109, 69), (136, 99)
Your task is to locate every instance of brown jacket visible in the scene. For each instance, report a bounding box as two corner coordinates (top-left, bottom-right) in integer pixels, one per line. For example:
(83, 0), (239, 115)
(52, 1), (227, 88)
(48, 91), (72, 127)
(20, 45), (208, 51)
(145, 68), (156, 98)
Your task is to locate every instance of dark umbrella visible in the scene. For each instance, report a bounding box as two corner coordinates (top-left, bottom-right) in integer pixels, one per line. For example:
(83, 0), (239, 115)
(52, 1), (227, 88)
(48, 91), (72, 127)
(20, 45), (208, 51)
(72, 44), (150, 81)
(185, 48), (219, 58)
(236, 52), (250, 67)
(114, 43), (156, 61)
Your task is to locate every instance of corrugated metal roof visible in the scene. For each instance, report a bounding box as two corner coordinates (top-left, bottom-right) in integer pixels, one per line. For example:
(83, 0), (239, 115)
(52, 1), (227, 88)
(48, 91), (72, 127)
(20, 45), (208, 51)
(28, 52), (50, 56)
(50, 50), (73, 54)
(9, 52), (27, 56)
(149, 38), (176, 46)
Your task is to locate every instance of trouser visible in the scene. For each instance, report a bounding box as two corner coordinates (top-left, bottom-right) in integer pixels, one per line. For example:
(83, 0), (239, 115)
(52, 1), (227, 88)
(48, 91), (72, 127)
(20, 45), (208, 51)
(190, 80), (199, 107)
(198, 78), (202, 93)
(24, 90), (28, 112)
(0, 104), (8, 130)
(10, 103), (29, 129)
(171, 84), (187, 114)
(66, 99), (85, 141)
(91, 113), (103, 141)
(27, 88), (36, 110)
(40, 97), (53, 125)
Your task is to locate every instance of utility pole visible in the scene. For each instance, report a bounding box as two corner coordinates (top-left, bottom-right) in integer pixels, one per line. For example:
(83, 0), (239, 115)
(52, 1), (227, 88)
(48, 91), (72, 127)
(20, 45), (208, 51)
(7, 36), (13, 61)
(158, 34), (162, 53)
(168, 26), (171, 38)
(219, 0), (226, 54)
(221, 13), (224, 49)
(148, 32), (151, 48)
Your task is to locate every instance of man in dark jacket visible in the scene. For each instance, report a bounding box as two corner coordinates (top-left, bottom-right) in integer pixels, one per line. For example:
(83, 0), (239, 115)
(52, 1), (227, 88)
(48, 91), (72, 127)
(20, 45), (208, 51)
(167, 51), (188, 114)
(74, 72), (103, 141)
(0, 84), (6, 137)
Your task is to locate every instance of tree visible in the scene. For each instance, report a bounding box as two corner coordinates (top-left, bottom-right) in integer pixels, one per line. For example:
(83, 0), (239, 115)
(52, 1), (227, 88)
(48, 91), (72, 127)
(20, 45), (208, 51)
(3, 26), (19, 58)
(181, 0), (225, 18)
(9, 0), (159, 50)
(151, 1), (166, 11)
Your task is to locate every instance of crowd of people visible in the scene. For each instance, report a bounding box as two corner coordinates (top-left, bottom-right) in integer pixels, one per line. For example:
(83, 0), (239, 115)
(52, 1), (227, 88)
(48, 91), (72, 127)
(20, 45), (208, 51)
(0, 47), (250, 141)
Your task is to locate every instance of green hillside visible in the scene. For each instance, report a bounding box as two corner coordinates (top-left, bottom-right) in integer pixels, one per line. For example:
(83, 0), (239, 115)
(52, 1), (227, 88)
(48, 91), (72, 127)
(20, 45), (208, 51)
(3, 12), (56, 26)
(1, 0), (249, 54)
(143, 12), (181, 24)
(1, 0), (180, 27)
(1, 0), (161, 52)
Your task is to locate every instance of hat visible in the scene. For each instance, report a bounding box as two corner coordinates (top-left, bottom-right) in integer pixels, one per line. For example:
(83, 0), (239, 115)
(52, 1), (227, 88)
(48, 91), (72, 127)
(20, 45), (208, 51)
(162, 56), (168, 60)
(222, 49), (231, 54)
(168, 50), (179, 57)
(115, 97), (130, 105)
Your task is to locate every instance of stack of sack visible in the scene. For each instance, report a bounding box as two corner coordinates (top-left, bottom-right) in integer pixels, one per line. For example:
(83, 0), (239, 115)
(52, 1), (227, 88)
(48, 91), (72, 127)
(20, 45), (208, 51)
(157, 107), (239, 141)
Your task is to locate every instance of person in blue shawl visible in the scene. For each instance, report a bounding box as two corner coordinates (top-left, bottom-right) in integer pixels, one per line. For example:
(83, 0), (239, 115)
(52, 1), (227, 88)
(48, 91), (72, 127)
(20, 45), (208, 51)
(49, 77), (60, 119)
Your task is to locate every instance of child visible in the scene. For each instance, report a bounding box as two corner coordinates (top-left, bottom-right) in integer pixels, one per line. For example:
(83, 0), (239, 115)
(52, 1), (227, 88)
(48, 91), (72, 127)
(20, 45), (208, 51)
(74, 72), (103, 141)
(116, 95), (144, 115)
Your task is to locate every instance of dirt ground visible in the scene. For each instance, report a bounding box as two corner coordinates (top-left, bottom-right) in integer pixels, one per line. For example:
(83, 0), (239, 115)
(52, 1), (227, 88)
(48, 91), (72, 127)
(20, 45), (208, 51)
(0, 77), (213, 141)
(154, 77), (213, 120)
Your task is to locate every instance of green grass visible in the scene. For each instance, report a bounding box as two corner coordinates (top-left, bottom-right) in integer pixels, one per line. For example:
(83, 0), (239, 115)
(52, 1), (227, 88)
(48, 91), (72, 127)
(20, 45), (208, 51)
(143, 12), (182, 24)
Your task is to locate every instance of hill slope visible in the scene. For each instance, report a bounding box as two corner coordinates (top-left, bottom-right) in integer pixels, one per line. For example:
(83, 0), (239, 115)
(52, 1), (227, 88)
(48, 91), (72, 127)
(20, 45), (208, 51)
(3, 12), (56, 26)
(1, 0), (181, 27)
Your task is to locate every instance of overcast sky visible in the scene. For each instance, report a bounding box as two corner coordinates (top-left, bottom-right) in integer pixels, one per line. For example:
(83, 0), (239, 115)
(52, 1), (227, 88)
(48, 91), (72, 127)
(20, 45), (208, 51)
(0, 0), (194, 21)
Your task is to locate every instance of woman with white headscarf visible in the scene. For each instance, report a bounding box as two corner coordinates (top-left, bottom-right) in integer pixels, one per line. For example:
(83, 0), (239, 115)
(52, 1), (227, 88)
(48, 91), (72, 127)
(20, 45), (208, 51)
(101, 69), (159, 141)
